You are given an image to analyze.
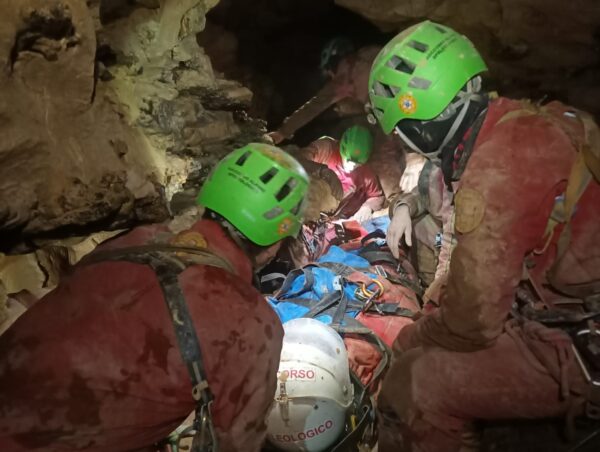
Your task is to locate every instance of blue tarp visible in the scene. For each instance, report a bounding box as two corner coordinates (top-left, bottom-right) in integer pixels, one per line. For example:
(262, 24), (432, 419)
(362, 215), (391, 234)
(268, 246), (377, 325)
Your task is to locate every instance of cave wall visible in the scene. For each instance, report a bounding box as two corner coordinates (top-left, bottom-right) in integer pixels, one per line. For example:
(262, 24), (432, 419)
(336, 0), (600, 116)
(0, 0), (262, 252)
(0, 0), (167, 250)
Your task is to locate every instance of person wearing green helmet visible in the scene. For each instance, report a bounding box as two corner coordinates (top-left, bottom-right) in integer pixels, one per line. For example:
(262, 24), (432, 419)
(367, 21), (600, 452)
(299, 125), (384, 223)
(0, 143), (310, 452)
(368, 18), (489, 299)
(198, 142), (309, 248)
(269, 39), (381, 145)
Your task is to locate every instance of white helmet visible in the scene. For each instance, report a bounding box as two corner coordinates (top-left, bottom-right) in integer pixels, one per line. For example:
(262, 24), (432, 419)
(267, 318), (354, 452)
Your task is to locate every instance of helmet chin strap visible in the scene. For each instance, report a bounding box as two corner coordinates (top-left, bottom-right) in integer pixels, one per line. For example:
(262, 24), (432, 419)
(395, 77), (483, 164)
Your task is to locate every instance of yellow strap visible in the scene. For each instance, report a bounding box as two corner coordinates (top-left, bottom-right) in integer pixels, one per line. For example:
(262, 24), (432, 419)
(546, 110), (600, 297)
(579, 109), (600, 181)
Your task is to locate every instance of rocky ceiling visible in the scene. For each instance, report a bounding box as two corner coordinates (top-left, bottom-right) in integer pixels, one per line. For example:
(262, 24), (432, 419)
(0, 0), (599, 253)
(336, 0), (600, 114)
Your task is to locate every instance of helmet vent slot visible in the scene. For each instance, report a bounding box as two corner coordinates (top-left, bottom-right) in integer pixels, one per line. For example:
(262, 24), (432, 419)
(235, 151), (251, 166)
(264, 206), (284, 219)
(408, 77), (431, 90)
(435, 25), (448, 34)
(387, 55), (415, 75)
(407, 40), (429, 53)
(260, 168), (279, 183)
(275, 178), (297, 201)
(290, 200), (302, 215)
(373, 80), (399, 98)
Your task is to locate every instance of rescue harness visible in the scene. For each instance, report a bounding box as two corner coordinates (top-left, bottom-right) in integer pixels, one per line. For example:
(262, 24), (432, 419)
(503, 102), (600, 427)
(82, 243), (234, 452)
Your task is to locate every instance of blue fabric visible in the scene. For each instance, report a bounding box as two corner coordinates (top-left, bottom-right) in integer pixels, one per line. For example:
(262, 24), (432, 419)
(317, 245), (370, 268)
(267, 301), (333, 325)
(268, 246), (380, 325)
(362, 215), (391, 234)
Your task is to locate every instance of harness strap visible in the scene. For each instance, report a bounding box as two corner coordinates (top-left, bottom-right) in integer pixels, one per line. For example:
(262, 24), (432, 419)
(451, 110), (487, 183)
(81, 244), (234, 452)
(360, 229), (386, 245)
(546, 110), (600, 298)
(330, 371), (376, 452)
(417, 160), (433, 209)
(300, 290), (347, 319)
(260, 273), (287, 284)
(317, 261), (363, 277)
(358, 250), (397, 266)
(334, 318), (391, 392)
(499, 102), (600, 425)
(332, 289), (349, 328)
(275, 267), (315, 299)
(498, 102), (600, 298)
(83, 244), (237, 275)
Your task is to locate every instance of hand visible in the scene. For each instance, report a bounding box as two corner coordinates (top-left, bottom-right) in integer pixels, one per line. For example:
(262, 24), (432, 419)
(352, 205), (373, 224)
(268, 131), (286, 145)
(386, 204), (412, 259)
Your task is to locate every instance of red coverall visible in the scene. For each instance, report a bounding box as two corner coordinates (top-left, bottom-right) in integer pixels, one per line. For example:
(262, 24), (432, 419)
(302, 137), (384, 218)
(0, 220), (283, 452)
(377, 98), (600, 451)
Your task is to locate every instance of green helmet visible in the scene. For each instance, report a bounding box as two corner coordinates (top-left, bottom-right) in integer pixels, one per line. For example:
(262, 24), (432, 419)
(197, 143), (309, 246)
(340, 125), (373, 164)
(368, 21), (488, 134)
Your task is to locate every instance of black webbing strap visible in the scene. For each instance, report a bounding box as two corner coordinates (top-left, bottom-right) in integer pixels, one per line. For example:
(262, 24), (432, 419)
(80, 245), (234, 450)
(330, 372), (376, 452)
(275, 267), (315, 300)
(331, 289), (350, 328)
(358, 250), (398, 266)
(417, 159), (433, 208)
(334, 318), (391, 390)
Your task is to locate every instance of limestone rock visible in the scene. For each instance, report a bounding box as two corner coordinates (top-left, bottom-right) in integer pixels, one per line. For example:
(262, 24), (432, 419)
(98, 2), (243, 199)
(335, 0), (600, 116)
(0, 0), (170, 251)
(0, 0), (261, 251)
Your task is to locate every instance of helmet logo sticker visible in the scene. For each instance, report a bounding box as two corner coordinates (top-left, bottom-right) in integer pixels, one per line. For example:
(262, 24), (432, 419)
(278, 368), (317, 381)
(398, 94), (417, 114)
(277, 217), (293, 235)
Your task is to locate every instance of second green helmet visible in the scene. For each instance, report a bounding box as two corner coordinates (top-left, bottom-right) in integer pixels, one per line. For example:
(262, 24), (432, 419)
(368, 21), (488, 134)
(197, 143), (309, 246)
(340, 125), (373, 164)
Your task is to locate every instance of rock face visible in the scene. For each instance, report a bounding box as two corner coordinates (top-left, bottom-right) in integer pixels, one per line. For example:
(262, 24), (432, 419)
(335, 0), (600, 117)
(0, 0), (260, 252)
(0, 0), (167, 250)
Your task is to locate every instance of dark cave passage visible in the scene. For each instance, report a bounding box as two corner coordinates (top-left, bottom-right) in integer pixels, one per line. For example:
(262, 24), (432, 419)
(199, 0), (393, 145)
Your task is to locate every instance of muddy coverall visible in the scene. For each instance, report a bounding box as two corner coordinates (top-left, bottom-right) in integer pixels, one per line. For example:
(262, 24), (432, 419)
(274, 46), (380, 141)
(389, 161), (454, 288)
(0, 220), (283, 452)
(302, 136), (384, 218)
(377, 98), (600, 452)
